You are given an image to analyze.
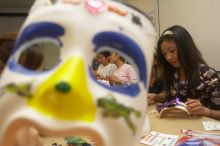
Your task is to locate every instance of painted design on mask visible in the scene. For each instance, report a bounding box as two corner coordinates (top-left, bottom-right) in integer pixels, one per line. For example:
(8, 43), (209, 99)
(65, 136), (93, 146)
(13, 22), (64, 53)
(131, 13), (142, 27)
(63, 0), (83, 5)
(9, 22), (63, 74)
(85, 0), (106, 14)
(29, 56), (96, 121)
(0, 82), (32, 97)
(97, 95), (141, 135)
(108, 5), (128, 16)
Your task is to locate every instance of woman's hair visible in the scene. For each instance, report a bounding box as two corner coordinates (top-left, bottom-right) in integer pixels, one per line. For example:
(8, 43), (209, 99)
(119, 56), (125, 62)
(157, 25), (206, 97)
(98, 51), (111, 58)
(110, 51), (126, 62)
(18, 44), (43, 70)
(151, 51), (161, 83)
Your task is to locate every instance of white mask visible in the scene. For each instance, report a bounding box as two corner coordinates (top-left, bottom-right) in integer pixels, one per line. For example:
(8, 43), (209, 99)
(0, 0), (156, 146)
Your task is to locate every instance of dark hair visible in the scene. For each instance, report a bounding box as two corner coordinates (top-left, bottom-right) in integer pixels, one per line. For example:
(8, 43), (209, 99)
(119, 56), (125, 62)
(98, 51), (111, 58)
(151, 51), (161, 81)
(0, 32), (17, 64)
(157, 25), (206, 97)
(18, 44), (43, 70)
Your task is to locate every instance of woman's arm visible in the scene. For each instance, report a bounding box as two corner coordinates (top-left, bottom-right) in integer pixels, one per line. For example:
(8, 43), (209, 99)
(209, 109), (220, 120)
(126, 65), (138, 84)
(186, 99), (220, 120)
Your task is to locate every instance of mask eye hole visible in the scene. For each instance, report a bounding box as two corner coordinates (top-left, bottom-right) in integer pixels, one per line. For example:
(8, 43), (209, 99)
(90, 31), (148, 97)
(17, 43), (44, 71)
(9, 39), (61, 74)
(92, 47), (139, 87)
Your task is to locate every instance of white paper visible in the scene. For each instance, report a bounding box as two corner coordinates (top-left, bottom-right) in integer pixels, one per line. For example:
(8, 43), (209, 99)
(203, 121), (220, 131)
(140, 131), (179, 146)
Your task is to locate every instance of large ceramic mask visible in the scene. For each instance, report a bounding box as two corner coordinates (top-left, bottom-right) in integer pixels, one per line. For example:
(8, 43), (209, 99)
(0, 0), (156, 145)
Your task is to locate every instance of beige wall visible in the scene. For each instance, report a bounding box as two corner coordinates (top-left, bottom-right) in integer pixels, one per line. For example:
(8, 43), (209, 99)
(0, 17), (25, 36)
(159, 0), (220, 70)
(129, 0), (159, 33)
(1, 0), (220, 70)
(129, 0), (220, 70)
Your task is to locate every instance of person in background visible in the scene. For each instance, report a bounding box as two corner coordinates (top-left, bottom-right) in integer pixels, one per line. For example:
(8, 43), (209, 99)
(18, 44), (44, 71)
(0, 32), (17, 75)
(92, 57), (99, 72)
(0, 33), (43, 145)
(108, 51), (138, 86)
(94, 50), (117, 81)
(148, 25), (220, 120)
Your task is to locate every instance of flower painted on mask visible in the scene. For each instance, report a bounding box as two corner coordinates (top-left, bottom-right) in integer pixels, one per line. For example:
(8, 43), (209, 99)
(97, 94), (141, 135)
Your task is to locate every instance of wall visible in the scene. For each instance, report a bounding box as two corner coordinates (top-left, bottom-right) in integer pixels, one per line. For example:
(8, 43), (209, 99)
(129, 0), (159, 33)
(1, 0), (220, 70)
(159, 0), (220, 70)
(129, 0), (220, 70)
(0, 17), (25, 36)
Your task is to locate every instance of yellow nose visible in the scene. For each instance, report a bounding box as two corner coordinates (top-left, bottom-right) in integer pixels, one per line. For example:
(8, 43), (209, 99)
(29, 56), (96, 122)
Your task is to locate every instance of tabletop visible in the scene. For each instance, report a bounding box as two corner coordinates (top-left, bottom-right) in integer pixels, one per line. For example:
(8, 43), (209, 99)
(42, 105), (220, 146)
(138, 104), (220, 146)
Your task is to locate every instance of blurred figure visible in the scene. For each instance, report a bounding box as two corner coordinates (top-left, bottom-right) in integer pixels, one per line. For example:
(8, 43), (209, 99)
(108, 51), (138, 86)
(95, 51), (117, 80)
(0, 32), (17, 75)
(18, 44), (44, 71)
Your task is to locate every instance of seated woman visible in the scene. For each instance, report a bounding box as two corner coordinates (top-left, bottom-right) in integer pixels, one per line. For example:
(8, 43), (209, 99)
(148, 25), (220, 120)
(0, 32), (17, 76)
(108, 51), (138, 86)
(94, 51), (117, 81)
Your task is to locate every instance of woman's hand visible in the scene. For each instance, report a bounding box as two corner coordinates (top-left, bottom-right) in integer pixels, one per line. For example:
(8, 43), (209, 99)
(185, 98), (210, 117)
(147, 93), (157, 105)
(147, 91), (167, 105)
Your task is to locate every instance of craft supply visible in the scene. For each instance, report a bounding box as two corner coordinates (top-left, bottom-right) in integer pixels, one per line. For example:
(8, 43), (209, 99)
(202, 121), (220, 131)
(140, 131), (179, 146)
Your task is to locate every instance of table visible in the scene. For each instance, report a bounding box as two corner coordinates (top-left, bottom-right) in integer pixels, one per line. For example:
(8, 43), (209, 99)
(42, 105), (220, 146)
(138, 105), (220, 146)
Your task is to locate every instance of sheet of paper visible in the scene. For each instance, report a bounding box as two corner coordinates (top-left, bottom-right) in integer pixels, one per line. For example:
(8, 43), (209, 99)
(140, 131), (179, 146)
(202, 121), (220, 131)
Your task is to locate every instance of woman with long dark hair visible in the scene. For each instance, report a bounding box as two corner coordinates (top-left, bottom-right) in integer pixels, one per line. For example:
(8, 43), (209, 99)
(148, 25), (220, 119)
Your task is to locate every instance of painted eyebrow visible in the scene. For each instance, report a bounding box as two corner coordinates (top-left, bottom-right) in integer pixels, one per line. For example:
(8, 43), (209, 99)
(12, 22), (65, 54)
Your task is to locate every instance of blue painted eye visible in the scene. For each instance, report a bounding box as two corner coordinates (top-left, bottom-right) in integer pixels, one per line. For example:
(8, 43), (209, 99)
(8, 22), (64, 75)
(90, 31), (148, 97)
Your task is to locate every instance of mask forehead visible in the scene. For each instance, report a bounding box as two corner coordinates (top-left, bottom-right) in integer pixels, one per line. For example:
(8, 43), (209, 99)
(0, 1), (156, 146)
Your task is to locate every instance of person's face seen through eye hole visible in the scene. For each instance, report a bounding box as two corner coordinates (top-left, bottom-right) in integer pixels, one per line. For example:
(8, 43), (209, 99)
(97, 54), (109, 66)
(109, 52), (119, 64)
